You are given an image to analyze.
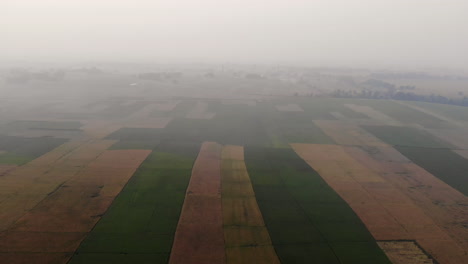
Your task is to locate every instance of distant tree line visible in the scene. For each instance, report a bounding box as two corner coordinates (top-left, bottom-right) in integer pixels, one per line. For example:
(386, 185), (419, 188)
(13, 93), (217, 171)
(331, 89), (468, 107)
(370, 72), (468, 80)
(5, 68), (65, 84)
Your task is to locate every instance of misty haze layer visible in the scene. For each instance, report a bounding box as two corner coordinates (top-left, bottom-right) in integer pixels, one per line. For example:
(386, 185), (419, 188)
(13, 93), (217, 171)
(1, 0), (467, 70)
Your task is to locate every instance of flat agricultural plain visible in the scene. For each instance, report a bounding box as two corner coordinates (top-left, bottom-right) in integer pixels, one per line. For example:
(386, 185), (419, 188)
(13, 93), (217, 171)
(0, 73), (467, 264)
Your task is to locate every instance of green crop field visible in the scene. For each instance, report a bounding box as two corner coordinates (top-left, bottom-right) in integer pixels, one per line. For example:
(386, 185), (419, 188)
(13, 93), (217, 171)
(1, 75), (467, 264)
(244, 147), (391, 264)
(70, 143), (200, 263)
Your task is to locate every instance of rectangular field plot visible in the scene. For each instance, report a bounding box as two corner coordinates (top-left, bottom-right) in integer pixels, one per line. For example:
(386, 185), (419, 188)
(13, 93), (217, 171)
(0, 135), (67, 165)
(356, 100), (449, 128)
(221, 145), (280, 264)
(410, 101), (468, 122)
(395, 146), (468, 196)
(69, 143), (199, 264)
(363, 125), (452, 148)
(169, 142), (225, 264)
(378, 240), (436, 264)
(244, 147), (391, 264)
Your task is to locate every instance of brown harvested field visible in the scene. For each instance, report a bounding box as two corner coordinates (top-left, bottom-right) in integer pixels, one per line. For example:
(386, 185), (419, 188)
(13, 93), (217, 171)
(222, 198), (264, 226)
(344, 145), (468, 254)
(226, 246), (281, 264)
(345, 104), (401, 125)
(25, 140), (86, 166)
(124, 103), (172, 128)
(0, 149), (150, 264)
(0, 165), (17, 176)
(221, 145), (244, 161)
(223, 226), (273, 247)
(314, 120), (390, 147)
(186, 101), (216, 119)
(122, 117), (172, 128)
(169, 142), (225, 264)
(221, 145), (280, 264)
(0, 140), (116, 231)
(291, 143), (467, 264)
(275, 103), (303, 112)
(0, 252), (72, 264)
(377, 241), (435, 264)
(81, 121), (123, 139)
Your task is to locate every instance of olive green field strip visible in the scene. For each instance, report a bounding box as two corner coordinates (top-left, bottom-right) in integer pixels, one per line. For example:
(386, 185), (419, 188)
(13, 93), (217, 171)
(244, 147), (391, 264)
(69, 142), (200, 264)
(221, 145), (280, 264)
(169, 142), (225, 264)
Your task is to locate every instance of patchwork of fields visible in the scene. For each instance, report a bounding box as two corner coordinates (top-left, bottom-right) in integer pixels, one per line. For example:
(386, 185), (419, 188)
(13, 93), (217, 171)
(0, 85), (467, 264)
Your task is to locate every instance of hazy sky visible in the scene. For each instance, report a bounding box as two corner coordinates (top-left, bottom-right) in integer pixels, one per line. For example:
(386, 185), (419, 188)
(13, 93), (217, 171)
(2, 0), (467, 69)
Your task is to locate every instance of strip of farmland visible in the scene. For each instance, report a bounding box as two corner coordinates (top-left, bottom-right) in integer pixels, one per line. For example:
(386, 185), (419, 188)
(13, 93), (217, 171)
(0, 149), (150, 264)
(291, 144), (467, 264)
(0, 139), (116, 231)
(363, 125), (467, 195)
(69, 142), (199, 264)
(244, 146), (391, 264)
(221, 145), (280, 264)
(169, 142), (225, 264)
(343, 145), (468, 260)
(394, 147), (468, 196)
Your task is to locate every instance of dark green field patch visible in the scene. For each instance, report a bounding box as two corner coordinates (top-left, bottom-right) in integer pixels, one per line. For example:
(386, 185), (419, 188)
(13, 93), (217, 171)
(357, 100), (449, 128)
(395, 146), (468, 195)
(0, 135), (67, 165)
(70, 143), (200, 263)
(244, 147), (391, 264)
(275, 243), (340, 264)
(363, 125), (452, 148)
(109, 140), (158, 150)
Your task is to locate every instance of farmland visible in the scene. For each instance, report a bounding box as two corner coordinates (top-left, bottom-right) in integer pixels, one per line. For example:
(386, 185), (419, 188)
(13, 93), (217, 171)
(0, 71), (467, 264)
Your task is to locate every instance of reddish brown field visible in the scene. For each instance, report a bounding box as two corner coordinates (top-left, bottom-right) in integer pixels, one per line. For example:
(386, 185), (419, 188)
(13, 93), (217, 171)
(169, 142), (225, 264)
(0, 165), (17, 177)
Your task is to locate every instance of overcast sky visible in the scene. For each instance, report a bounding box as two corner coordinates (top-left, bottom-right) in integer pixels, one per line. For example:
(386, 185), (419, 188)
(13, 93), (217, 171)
(1, 0), (467, 69)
